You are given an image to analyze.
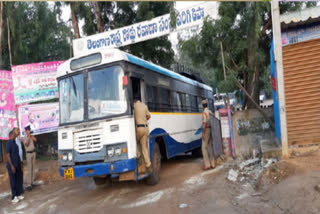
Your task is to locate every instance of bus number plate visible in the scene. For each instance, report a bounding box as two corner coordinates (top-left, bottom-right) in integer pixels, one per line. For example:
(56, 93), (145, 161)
(64, 168), (74, 180)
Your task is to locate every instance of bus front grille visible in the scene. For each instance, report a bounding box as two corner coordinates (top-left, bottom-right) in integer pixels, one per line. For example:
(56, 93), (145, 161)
(74, 130), (103, 154)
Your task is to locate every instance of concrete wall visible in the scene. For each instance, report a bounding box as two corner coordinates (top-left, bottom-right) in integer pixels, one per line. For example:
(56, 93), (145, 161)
(232, 108), (275, 159)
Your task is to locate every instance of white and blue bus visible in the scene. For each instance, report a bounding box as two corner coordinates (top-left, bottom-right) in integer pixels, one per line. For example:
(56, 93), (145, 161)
(57, 49), (214, 185)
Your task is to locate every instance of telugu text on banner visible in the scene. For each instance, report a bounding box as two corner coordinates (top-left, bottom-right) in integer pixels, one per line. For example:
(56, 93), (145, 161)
(12, 61), (64, 105)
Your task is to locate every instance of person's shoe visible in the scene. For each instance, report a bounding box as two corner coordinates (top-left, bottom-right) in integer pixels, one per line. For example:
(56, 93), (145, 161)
(26, 186), (32, 191)
(17, 195), (24, 201)
(202, 166), (211, 171)
(12, 196), (20, 203)
(146, 166), (153, 174)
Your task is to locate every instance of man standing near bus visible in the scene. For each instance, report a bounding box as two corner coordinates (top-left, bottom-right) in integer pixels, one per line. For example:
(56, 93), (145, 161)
(133, 96), (152, 174)
(6, 130), (24, 203)
(23, 125), (37, 191)
(14, 128), (24, 196)
(201, 99), (216, 170)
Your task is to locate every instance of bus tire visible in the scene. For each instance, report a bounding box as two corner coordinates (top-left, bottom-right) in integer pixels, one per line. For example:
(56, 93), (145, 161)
(93, 176), (111, 187)
(147, 143), (161, 185)
(192, 147), (203, 158)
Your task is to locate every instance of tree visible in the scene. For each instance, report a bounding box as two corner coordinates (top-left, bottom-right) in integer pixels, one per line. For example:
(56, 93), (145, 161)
(179, 1), (316, 108)
(93, 2), (103, 33)
(1, 2), (70, 69)
(69, 2), (80, 39)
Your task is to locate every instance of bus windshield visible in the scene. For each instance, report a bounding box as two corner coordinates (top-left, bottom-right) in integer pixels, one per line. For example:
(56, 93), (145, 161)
(88, 66), (127, 119)
(59, 74), (85, 124)
(59, 65), (127, 125)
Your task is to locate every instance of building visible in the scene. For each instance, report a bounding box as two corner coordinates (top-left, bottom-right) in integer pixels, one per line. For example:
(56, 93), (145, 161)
(272, 6), (320, 147)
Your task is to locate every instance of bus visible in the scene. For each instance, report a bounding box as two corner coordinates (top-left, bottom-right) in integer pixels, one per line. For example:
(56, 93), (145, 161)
(57, 48), (214, 185)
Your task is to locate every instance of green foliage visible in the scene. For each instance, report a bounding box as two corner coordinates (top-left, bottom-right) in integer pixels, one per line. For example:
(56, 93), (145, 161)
(217, 72), (238, 93)
(169, 2), (177, 30)
(1, 2), (69, 69)
(179, 2), (314, 106)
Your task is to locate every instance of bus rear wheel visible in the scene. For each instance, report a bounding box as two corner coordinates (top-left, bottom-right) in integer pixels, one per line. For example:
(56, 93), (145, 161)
(147, 143), (161, 185)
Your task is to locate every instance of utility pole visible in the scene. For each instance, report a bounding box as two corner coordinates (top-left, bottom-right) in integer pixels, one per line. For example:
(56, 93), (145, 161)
(271, 1), (289, 159)
(220, 42), (226, 80)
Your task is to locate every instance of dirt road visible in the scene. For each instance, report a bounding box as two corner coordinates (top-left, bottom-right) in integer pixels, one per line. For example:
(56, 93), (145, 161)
(0, 155), (237, 214)
(0, 152), (320, 214)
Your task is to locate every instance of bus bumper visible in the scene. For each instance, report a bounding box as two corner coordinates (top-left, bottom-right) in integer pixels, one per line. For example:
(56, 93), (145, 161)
(59, 158), (137, 178)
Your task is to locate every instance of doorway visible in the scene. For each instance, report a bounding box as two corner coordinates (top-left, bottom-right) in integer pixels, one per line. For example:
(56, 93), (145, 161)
(131, 77), (145, 103)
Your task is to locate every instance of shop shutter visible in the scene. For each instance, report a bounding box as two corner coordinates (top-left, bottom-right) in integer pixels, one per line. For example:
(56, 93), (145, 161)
(283, 38), (320, 146)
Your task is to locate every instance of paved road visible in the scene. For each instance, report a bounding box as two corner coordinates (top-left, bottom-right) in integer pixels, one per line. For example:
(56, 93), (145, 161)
(0, 155), (238, 214)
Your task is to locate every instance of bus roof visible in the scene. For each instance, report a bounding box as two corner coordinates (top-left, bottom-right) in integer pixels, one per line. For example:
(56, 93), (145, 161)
(57, 49), (212, 91)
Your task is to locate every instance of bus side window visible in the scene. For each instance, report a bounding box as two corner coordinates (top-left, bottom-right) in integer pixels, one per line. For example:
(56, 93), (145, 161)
(208, 99), (214, 112)
(190, 95), (198, 112)
(146, 85), (157, 111)
(159, 88), (170, 112)
(179, 93), (187, 112)
(197, 97), (203, 112)
(185, 94), (191, 112)
(171, 91), (181, 112)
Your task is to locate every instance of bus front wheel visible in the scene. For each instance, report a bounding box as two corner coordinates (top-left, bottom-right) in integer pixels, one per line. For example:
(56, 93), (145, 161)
(93, 176), (111, 187)
(147, 143), (161, 185)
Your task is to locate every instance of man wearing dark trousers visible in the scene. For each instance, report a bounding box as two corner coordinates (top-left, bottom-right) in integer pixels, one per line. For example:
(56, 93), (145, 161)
(6, 130), (24, 203)
(14, 127), (24, 196)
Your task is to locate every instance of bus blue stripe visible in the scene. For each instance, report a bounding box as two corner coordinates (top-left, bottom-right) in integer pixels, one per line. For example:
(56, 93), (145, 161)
(149, 128), (202, 159)
(125, 54), (212, 91)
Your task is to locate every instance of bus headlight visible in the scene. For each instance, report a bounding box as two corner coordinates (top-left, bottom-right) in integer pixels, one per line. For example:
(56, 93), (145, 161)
(62, 154), (68, 161)
(68, 152), (73, 161)
(115, 147), (121, 156)
(107, 147), (115, 157)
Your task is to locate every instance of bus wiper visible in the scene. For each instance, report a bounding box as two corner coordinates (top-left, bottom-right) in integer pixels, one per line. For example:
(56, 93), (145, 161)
(71, 77), (78, 97)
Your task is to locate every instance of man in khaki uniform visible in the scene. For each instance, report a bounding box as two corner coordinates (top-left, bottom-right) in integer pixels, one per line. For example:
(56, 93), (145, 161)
(201, 99), (216, 170)
(134, 97), (151, 173)
(23, 125), (37, 191)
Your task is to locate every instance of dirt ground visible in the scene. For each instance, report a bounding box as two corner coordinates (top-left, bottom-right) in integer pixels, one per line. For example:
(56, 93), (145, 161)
(0, 150), (319, 214)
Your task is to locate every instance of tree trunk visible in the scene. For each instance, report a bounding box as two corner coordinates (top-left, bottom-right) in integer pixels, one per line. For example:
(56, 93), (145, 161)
(71, 3), (80, 39)
(0, 2), (3, 68)
(93, 2), (103, 33)
(245, 2), (260, 108)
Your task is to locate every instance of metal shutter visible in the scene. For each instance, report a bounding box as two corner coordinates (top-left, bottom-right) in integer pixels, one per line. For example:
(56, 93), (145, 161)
(283, 38), (320, 146)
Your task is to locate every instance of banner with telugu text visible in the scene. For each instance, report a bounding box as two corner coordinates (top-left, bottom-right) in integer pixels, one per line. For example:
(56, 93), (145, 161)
(73, 2), (217, 56)
(12, 61), (64, 105)
(0, 70), (17, 140)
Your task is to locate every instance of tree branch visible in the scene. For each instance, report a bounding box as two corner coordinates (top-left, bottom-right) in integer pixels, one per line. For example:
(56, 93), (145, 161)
(233, 76), (275, 129)
(261, 17), (271, 35)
